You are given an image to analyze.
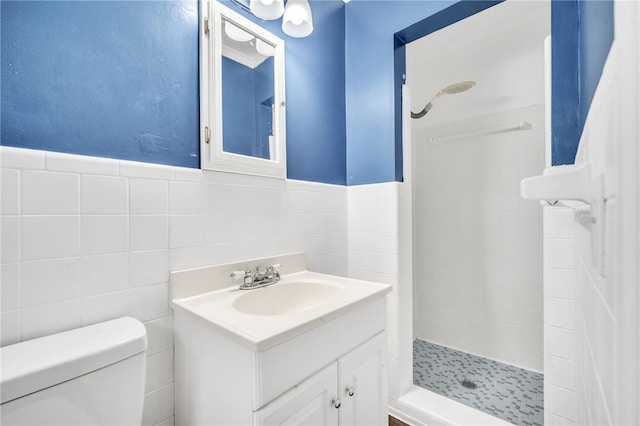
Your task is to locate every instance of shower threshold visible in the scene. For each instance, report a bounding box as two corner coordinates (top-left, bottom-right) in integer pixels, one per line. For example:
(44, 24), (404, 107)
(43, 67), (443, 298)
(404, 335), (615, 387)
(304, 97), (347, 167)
(413, 340), (544, 426)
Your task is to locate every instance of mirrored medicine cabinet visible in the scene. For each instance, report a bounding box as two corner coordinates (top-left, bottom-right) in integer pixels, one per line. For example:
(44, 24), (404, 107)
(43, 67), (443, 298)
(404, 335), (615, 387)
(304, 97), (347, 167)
(200, 0), (286, 178)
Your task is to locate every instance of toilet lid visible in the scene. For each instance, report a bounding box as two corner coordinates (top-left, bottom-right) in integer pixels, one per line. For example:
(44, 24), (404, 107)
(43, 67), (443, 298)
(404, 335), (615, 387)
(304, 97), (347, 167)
(0, 317), (147, 404)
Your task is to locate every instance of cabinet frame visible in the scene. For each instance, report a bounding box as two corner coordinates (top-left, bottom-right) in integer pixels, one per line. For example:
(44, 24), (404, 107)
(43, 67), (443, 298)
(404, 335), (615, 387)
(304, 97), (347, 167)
(174, 297), (387, 426)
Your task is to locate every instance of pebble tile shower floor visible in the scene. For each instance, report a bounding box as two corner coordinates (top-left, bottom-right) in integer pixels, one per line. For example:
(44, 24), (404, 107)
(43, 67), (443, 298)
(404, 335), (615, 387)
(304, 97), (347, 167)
(413, 339), (544, 426)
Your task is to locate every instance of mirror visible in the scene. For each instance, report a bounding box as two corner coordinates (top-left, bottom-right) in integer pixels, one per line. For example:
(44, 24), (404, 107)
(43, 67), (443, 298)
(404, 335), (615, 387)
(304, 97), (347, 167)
(221, 20), (275, 160)
(200, 1), (286, 178)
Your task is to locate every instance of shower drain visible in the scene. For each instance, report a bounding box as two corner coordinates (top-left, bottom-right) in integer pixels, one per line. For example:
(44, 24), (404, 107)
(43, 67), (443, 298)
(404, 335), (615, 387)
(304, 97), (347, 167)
(460, 378), (478, 390)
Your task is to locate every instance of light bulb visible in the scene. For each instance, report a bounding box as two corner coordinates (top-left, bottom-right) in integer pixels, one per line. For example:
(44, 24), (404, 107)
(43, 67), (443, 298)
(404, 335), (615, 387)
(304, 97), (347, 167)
(250, 0), (284, 20)
(282, 0), (313, 38)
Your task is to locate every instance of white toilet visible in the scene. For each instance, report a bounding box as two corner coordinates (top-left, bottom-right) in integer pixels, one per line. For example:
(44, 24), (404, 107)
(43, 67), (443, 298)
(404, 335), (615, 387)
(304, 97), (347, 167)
(0, 317), (147, 425)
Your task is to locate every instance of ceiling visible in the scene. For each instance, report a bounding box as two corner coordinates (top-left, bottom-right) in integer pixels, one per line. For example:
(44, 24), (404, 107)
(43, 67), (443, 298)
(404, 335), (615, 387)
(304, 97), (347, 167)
(406, 0), (551, 129)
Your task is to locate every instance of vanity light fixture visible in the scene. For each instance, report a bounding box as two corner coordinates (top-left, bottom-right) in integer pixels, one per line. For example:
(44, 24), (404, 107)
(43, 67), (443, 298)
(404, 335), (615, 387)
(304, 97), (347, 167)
(249, 0), (284, 21)
(281, 0), (313, 38)
(233, 0), (314, 38)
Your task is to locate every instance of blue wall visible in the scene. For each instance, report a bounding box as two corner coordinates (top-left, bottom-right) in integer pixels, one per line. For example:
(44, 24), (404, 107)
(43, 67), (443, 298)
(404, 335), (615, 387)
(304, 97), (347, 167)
(1, 1), (200, 168)
(1, 0), (347, 184)
(2, 0), (611, 184)
(551, 0), (614, 165)
(344, 0), (456, 185)
(239, 0), (347, 184)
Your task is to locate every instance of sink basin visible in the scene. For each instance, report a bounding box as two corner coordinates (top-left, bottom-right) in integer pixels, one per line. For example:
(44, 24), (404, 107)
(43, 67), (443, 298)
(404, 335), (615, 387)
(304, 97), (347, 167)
(171, 257), (392, 351)
(233, 281), (344, 316)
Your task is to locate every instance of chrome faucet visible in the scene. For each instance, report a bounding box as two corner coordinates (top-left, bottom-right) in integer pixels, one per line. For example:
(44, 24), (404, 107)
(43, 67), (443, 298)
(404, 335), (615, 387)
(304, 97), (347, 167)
(231, 264), (282, 290)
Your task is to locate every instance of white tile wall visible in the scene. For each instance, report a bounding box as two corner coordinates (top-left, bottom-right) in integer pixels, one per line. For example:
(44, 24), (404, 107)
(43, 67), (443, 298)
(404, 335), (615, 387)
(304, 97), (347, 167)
(22, 171), (80, 214)
(411, 105), (545, 372)
(544, 3), (640, 424)
(81, 175), (128, 214)
(347, 182), (402, 398)
(544, 206), (577, 424)
(0, 146), (348, 426)
(21, 216), (80, 261)
(21, 258), (81, 306)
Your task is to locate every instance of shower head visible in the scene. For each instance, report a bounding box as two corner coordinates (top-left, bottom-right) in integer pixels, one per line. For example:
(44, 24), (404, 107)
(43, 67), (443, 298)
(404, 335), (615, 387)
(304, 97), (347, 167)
(440, 80), (476, 95)
(411, 80), (476, 119)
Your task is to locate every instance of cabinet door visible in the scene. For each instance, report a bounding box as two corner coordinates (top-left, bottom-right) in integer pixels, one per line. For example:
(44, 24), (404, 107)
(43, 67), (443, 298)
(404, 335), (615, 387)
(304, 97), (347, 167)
(254, 362), (340, 426)
(338, 332), (388, 426)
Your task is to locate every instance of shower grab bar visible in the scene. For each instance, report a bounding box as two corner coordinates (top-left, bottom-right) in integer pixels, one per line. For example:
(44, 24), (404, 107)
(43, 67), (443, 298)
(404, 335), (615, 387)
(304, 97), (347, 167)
(428, 121), (532, 143)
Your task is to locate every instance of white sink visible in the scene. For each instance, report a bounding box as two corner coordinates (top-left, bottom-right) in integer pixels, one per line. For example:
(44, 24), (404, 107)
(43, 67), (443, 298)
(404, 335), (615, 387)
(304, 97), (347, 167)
(233, 281), (344, 316)
(170, 254), (391, 351)
(171, 254), (392, 423)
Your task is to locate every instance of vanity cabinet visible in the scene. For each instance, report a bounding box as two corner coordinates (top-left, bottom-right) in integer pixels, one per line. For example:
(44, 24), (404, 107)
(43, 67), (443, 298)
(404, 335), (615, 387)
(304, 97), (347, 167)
(255, 332), (387, 426)
(337, 332), (388, 425)
(173, 295), (388, 426)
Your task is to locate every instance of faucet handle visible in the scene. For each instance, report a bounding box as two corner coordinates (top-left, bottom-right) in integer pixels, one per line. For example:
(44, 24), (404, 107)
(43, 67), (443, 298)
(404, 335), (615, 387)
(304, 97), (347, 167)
(266, 264), (282, 273)
(230, 270), (248, 280)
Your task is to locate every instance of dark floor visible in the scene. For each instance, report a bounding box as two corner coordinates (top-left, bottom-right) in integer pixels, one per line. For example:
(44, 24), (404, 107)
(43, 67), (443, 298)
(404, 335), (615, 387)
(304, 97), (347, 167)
(388, 415), (409, 426)
(413, 339), (544, 426)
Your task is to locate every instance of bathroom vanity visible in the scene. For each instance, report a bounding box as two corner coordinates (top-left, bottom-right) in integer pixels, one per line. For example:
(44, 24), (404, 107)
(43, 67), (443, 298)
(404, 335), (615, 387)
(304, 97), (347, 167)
(171, 253), (391, 426)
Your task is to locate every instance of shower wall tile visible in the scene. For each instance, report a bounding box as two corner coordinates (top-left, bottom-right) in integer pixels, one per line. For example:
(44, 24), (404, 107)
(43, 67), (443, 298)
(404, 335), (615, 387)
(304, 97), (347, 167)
(0, 146), (349, 426)
(412, 105), (545, 373)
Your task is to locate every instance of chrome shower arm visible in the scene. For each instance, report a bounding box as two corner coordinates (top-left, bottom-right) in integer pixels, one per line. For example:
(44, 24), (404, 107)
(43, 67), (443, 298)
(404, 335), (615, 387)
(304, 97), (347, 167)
(411, 102), (433, 119)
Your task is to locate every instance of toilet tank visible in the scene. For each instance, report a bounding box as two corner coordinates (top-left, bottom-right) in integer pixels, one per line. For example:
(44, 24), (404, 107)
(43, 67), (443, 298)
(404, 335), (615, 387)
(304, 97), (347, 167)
(0, 317), (148, 426)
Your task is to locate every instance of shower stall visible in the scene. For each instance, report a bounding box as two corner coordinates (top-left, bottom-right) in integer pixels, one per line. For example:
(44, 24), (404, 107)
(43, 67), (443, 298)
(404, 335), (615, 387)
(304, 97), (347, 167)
(397, 1), (551, 424)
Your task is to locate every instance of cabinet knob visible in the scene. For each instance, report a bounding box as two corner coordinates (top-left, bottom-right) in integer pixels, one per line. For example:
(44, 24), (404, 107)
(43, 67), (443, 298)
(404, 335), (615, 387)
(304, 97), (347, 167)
(346, 386), (355, 397)
(332, 398), (342, 409)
